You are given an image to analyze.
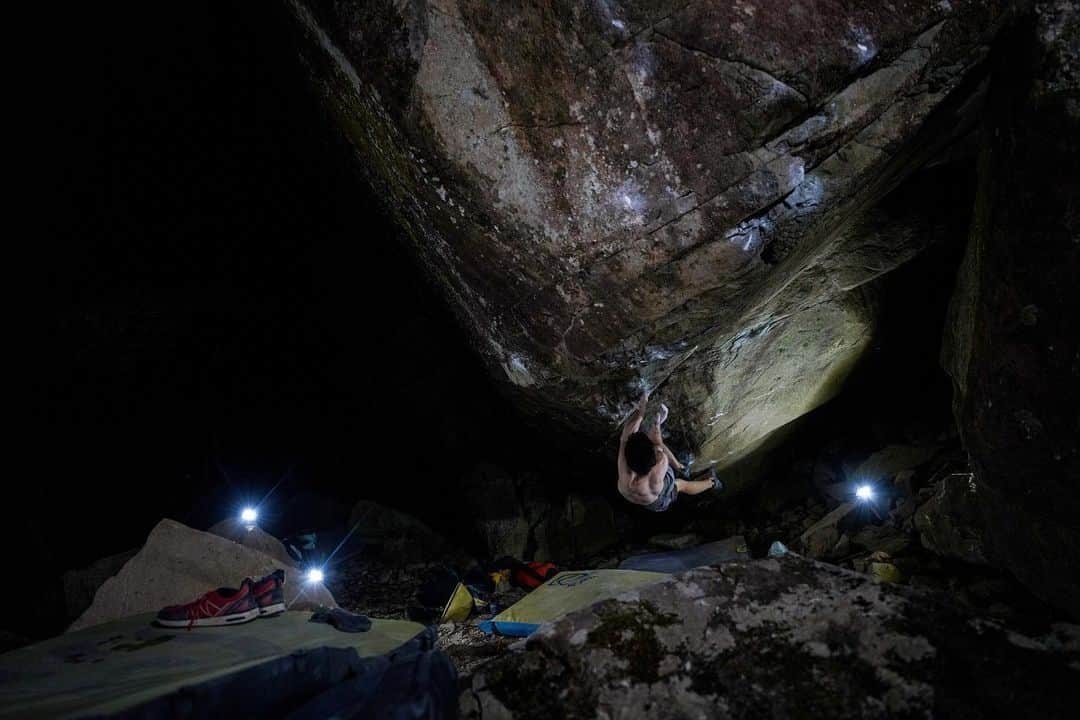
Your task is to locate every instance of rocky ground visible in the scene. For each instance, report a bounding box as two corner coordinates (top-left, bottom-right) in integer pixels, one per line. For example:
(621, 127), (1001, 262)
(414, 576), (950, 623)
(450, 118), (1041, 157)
(462, 556), (1080, 719)
(324, 554), (528, 678)
(51, 426), (1072, 694)
(694, 442), (1067, 630)
(45, 429), (1077, 716)
(316, 434), (1071, 687)
(324, 537), (628, 683)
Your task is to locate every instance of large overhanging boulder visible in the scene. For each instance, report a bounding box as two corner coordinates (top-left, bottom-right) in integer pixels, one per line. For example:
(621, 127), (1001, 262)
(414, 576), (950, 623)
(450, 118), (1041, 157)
(285, 0), (1014, 470)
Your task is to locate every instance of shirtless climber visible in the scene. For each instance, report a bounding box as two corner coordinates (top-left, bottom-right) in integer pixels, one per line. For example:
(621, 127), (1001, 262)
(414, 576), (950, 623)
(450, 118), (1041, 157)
(617, 391), (721, 511)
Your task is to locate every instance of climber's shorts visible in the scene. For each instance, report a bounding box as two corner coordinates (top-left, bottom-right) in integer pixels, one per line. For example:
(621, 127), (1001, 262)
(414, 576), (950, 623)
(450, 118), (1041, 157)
(644, 467), (678, 512)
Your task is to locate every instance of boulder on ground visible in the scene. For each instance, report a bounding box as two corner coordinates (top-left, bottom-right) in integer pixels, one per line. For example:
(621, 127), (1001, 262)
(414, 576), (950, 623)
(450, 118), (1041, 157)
(802, 524), (841, 561)
(457, 466), (618, 563)
(62, 548), (138, 622)
(465, 555), (1080, 719)
(461, 463), (531, 560)
(69, 519), (336, 632)
(207, 518), (297, 567)
(348, 500), (472, 567)
(798, 501), (854, 559)
(850, 444), (940, 483)
(535, 494), (618, 563)
(914, 474), (988, 565)
(851, 524), (913, 556)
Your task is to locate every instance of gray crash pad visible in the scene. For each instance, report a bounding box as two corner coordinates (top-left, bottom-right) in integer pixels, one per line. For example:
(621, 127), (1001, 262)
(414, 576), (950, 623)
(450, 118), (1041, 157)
(618, 536), (750, 573)
(0, 612), (426, 718)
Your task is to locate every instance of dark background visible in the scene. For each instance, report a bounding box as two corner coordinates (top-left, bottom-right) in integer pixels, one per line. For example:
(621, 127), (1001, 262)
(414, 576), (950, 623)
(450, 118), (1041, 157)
(29, 0), (589, 640)
(24, 1), (970, 641)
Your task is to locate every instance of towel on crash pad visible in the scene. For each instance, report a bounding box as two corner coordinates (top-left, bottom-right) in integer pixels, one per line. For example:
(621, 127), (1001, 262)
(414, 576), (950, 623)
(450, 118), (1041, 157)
(310, 607), (372, 633)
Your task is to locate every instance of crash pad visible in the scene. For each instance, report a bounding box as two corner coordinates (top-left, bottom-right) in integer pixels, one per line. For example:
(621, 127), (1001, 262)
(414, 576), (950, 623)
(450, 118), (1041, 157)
(478, 569), (666, 637)
(0, 612), (426, 718)
(618, 536), (750, 573)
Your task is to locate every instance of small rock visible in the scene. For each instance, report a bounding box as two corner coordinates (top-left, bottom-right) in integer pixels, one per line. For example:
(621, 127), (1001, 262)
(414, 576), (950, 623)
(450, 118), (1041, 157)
(803, 525), (840, 560)
(894, 469), (916, 498)
(914, 475), (988, 565)
(831, 533), (851, 559)
(893, 497), (918, 521)
(798, 502), (855, 559)
(852, 525), (912, 556)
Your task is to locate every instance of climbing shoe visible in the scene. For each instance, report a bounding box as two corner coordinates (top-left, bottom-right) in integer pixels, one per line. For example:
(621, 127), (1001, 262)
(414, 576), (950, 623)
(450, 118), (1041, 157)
(691, 465), (722, 492)
(677, 451), (695, 480)
(250, 569), (287, 617)
(156, 580), (259, 628)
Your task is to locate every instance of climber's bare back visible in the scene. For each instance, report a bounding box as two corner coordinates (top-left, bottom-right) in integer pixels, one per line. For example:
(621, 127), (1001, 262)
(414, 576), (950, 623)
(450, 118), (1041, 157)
(618, 456), (668, 506)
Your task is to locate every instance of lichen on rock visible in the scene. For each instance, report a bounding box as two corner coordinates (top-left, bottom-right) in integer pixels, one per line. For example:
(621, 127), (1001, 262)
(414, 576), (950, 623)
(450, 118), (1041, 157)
(467, 555), (1080, 718)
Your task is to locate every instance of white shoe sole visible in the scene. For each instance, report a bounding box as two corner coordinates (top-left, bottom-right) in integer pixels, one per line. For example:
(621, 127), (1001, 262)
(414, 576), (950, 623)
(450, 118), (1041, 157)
(157, 607), (260, 628)
(258, 602), (286, 617)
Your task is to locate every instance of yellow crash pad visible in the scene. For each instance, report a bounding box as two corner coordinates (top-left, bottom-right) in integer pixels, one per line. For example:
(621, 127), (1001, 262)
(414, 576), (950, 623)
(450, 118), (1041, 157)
(479, 569), (667, 637)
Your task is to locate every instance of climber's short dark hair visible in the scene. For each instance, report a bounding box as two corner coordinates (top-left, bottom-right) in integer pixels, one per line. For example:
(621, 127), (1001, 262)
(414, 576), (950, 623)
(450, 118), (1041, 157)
(624, 431), (658, 475)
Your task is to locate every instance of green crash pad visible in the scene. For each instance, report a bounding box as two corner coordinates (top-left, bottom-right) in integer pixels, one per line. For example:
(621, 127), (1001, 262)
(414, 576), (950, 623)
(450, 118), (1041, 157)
(479, 569), (667, 637)
(0, 612), (425, 719)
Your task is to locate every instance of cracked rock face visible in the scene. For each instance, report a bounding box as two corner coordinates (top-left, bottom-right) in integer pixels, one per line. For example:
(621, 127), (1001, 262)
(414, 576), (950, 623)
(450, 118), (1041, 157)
(287, 0), (1011, 470)
(464, 556), (1080, 719)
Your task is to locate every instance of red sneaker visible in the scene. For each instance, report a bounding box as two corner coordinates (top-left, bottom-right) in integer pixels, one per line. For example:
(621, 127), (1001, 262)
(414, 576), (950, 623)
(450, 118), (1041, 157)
(249, 569), (287, 617)
(156, 580), (260, 628)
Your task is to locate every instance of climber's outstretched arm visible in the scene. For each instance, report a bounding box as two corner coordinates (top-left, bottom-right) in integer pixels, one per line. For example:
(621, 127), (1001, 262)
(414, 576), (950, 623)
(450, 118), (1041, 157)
(620, 391), (649, 442)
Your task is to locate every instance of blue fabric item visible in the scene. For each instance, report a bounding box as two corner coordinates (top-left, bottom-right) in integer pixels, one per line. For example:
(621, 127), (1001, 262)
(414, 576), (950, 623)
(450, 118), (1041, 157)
(310, 607), (373, 633)
(477, 620), (540, 637)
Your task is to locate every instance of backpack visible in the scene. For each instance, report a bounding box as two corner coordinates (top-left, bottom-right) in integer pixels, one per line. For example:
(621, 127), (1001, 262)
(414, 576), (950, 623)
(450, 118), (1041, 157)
(511, 560), (558, 590)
